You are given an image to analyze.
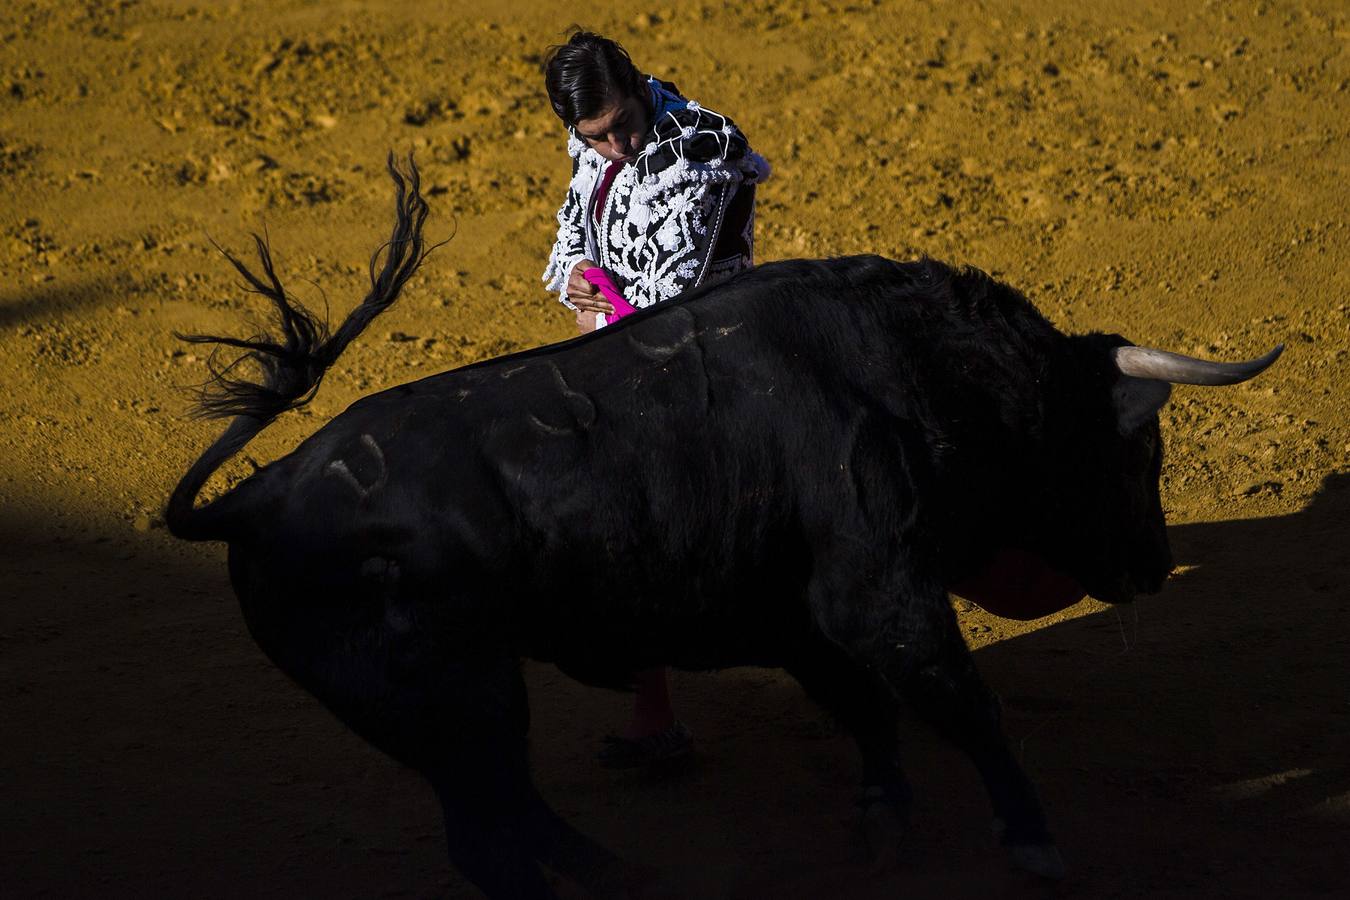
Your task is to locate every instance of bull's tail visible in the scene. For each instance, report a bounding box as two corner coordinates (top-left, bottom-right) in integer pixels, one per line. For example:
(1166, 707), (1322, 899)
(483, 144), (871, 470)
(165, 154), (435, 542)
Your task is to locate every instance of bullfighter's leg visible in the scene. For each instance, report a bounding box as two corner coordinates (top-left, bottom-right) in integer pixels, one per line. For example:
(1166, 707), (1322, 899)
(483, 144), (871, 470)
(810, 559), (1065, 879)
(421, 658), (634, 900)
(625, 666), (676, 739)
(785, 636), (913, 863)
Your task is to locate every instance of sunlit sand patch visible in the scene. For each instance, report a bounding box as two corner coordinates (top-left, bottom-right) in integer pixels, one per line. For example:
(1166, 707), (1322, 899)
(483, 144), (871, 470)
(1294, 791), (1350, 823)
(1213, 770), (1350, 823)
(1215, 767), (1316, 803)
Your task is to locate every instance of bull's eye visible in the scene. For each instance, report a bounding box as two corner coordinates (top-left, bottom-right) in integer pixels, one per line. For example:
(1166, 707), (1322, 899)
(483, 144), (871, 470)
(1141, 428), (1163, 471)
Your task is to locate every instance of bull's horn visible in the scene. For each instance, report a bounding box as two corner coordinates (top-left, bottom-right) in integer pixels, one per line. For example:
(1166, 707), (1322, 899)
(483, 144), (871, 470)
(1111, 344), (1284, 385)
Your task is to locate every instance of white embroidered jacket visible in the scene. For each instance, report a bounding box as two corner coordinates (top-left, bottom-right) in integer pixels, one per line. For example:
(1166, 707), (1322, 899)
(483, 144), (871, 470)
(542, 79), (771, 310)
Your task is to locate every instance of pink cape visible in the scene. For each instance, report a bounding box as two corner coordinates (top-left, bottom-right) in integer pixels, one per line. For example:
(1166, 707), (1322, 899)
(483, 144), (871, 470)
(581, 267), (638, 325)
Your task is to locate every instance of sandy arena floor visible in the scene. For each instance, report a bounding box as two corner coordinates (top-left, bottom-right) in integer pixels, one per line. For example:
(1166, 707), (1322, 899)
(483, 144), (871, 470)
(2, 1), (1347, 896)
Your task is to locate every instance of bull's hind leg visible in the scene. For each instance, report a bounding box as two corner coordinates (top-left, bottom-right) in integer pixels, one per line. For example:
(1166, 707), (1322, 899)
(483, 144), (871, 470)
(809, 559), (1065, 879)
(421, 659), (631, 900)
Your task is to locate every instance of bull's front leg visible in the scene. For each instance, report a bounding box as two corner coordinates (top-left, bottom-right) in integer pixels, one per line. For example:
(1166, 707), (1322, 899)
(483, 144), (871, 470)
(809, 552), (1065, 879)
(785, 635), (914, 864)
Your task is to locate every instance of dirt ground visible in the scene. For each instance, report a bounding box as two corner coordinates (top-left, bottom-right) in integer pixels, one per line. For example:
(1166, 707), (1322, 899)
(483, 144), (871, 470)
(2, 0), (1347, 896)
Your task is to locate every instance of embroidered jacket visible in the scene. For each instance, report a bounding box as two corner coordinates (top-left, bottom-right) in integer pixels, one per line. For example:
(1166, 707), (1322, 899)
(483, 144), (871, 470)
(542, 77), (771, 310)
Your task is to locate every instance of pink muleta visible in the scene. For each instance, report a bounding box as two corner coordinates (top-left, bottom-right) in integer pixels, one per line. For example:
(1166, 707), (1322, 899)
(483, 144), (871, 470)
(582, 267), (639, 326)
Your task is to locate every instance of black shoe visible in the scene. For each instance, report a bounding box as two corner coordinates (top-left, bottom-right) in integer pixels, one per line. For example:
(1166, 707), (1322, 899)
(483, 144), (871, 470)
(597, 721), (694, 769)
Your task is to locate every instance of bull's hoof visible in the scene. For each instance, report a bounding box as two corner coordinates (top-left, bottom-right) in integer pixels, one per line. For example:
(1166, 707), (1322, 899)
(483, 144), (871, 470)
(1007, 843), (1067, 880)
(589, 859), (663, 900)
(856, 786), (911, 871)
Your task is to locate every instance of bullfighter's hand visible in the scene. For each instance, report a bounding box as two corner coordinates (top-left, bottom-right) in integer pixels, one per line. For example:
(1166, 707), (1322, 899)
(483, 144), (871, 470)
(567, 259), (616, 317)
(574, 307), (601, 334)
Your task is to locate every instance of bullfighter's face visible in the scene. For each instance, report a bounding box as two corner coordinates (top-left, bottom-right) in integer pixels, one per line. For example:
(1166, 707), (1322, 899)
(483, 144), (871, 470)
(574, 93), (651, 163)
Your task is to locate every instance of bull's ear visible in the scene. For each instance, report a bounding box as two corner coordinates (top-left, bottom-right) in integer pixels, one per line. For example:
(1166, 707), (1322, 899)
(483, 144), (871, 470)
(1113, 376), (1172, 434)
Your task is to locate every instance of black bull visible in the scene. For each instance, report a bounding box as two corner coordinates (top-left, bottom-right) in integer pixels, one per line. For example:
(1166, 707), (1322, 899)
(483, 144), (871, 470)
(167, 160), (1280, 898)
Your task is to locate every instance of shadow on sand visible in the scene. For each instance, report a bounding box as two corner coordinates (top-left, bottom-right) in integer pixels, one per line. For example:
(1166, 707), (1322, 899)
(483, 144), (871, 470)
(0, 276), (138, 331)
(1, 474), (1345, 898)
(946, 470), (1350, 898)
(994, 471), (1349, 807)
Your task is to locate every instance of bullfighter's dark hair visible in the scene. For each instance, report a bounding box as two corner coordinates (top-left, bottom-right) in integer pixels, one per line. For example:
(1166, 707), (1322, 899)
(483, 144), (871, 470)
(543, 29), (649, 127)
